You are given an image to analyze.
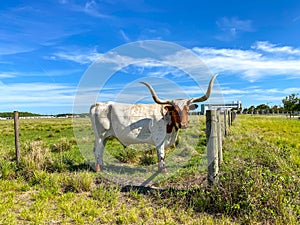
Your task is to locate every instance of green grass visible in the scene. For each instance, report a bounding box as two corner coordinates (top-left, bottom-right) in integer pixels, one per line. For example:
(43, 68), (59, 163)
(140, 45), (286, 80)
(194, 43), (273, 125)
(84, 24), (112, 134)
(214, 115), (300, 223)
(0, 115), (299, 224)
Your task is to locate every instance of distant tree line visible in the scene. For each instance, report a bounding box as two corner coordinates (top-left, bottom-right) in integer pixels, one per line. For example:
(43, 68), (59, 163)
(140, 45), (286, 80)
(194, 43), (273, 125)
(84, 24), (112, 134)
(242, 93), (300, 115)
(242, 104), (284, 114)
(0, 112), (90, 119)
(0, 112), (42, 118)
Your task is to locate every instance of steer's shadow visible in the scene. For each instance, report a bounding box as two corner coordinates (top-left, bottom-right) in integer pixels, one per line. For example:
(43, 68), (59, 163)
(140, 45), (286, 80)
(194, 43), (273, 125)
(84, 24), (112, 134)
(68, 163), (93, 171)
(100, 164), (168, 186)
(101, 163), (148, 174)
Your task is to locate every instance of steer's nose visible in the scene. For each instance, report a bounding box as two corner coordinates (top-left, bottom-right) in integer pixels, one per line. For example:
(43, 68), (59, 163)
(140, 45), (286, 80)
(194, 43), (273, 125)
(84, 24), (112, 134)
(181, 123), (188, 129)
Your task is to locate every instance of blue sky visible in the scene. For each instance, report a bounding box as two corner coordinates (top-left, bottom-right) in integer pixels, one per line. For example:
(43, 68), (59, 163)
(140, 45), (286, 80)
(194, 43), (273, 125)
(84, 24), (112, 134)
(1, 0), (300, 114)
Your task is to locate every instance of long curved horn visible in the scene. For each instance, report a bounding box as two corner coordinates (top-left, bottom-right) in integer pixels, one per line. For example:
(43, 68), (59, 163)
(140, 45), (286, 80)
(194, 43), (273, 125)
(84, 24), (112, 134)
(189, 74), (218, 103)
(140, 82), (172, 105)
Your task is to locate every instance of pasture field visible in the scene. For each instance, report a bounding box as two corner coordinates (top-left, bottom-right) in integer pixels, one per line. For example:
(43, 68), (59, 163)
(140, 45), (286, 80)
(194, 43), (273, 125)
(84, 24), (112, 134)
(0, 115), (299, 224)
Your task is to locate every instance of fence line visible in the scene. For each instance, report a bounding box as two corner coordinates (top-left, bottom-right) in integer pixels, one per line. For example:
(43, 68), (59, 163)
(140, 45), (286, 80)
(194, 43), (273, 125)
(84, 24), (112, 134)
(206, 110), (237, 185)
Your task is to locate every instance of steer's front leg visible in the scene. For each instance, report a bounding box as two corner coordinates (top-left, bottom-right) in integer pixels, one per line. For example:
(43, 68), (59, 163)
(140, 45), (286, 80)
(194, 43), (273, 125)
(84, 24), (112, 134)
(156, 143), (167, 173)
(94, 138), (104, 172)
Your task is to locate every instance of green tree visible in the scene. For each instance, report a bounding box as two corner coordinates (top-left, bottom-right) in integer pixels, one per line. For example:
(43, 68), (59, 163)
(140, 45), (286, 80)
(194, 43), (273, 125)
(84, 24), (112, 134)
(255, 104), (270, 110)
(248, 105), (255, 113)
(272, 105), (283, 114)
(282, 93), (299, 116)
(242, 108), (248, 114)
(255, 104), (270, 114)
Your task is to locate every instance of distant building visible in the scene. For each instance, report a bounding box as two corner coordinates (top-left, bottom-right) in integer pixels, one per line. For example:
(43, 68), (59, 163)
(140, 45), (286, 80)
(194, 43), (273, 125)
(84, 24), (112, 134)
(200, 101), (242, 115)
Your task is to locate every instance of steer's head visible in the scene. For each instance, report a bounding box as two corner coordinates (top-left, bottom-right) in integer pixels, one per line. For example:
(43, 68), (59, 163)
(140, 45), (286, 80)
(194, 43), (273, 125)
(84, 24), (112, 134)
(163, 100), (197, 130)
(140, 74), (217, 132)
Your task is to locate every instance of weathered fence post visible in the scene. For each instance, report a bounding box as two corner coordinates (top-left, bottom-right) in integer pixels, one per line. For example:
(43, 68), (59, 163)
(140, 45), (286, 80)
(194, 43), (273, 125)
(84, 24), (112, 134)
(216, 110), (223, 165)
(14, 111), (21, 166)
(227, 110), (231, 127)
(232, 111), (237, 123)
(224, 110), (227, 136)
(206, 110), (219, 185)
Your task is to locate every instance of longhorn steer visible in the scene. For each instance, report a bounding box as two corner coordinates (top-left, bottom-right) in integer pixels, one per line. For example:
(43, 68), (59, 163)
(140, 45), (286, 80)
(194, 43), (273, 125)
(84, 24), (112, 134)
(90, 75), (217, 172)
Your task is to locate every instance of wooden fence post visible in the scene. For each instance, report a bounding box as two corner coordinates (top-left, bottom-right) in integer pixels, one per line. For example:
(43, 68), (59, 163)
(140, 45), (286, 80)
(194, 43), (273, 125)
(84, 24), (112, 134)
(224, 110), (227, 136)
(14, 111), (21, 166)
(227, 110), (231, 127)
(206, 110), (219, 185)
(216, 110), (223, 165)
(233, 111), (237, 122)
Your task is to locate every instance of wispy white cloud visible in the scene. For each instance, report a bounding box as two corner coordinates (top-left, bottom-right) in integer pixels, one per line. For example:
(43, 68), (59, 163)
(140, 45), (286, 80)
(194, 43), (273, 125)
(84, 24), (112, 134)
(0, 44), (35, 56)
(0, 3), (89, 56)
(51, 47), (166, 69)
(217, 17), (254, 32)
(283, 87), (300, 94)
(252, 41), (300, 55)
(0, 69), (82, 78)
(58, 0), (112, 18)
(0, 72), (17, 78)
(84, 0), (112, 18)
(0, 82), (76, 111)
(193, 41), (300, 82)
(216, 17), (254, 41)
(120, 29), (130, 42)
(2, 82), (74, 93)
(213, 85), (300, 107)
(138, 27), (171, 40)
(221, 87), (300, 96)
(50, 48), (103, 64)
(293, 15), (300, 22)
(58, 0), (68, 4)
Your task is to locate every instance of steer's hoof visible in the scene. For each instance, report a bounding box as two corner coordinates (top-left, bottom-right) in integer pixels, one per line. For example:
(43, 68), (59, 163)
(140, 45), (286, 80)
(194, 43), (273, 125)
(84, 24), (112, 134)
(160, 167), (168, 174)
(95, 164), (101, 172)
(158, 165), (168, 174)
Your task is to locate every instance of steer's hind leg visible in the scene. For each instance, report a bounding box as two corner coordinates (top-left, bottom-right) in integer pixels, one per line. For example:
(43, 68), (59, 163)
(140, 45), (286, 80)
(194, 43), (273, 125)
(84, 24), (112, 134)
(156, 143), (167, 173)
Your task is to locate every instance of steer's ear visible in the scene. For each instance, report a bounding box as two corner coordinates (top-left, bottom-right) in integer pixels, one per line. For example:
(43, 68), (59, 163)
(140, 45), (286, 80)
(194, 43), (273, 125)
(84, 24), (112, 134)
(189, 104), (198, 111)
(164, 106), (174, 111)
